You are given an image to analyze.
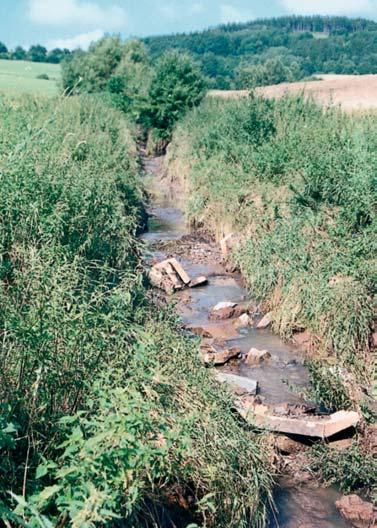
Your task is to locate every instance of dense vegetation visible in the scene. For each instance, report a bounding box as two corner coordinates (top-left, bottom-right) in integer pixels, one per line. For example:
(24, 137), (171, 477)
(0, 95), (271, 526)
(166, 95), (376, 403)
(144, 15), (377, 88)
(61, 37), (206, 146)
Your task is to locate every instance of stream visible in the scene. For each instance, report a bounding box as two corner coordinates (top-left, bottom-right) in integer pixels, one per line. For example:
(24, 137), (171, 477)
(141, 154), (350, 528)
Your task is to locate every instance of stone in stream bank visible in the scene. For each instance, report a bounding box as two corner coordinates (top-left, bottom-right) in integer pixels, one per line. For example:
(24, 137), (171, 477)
(336, 495), (376, 528)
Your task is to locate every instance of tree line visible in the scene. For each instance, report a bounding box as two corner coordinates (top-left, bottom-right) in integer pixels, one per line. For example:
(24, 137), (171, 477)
(0, 42), (71, 63)
(143, 15), (377, 88)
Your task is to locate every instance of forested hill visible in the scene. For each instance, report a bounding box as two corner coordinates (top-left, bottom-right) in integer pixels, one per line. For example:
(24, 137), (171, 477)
(143, 15), (377, 89)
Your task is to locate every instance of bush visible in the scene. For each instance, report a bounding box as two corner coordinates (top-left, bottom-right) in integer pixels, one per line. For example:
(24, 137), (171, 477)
(142, 51), (206, 142)
(36, 73), (49, 80)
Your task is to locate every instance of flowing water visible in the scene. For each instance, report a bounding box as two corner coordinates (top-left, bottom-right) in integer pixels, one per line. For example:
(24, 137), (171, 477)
(142, 155), (350, 528)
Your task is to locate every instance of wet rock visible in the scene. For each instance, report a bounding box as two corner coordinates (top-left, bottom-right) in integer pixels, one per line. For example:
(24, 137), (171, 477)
(200, 344), (241, 365)
(233, 302), (255, 318)
(215, 372), (258, 395)
(189, 276), (208, 288)
(274, 435), (308, 455)
(234, 313), (252, 329)
(209, 301), (237, 321)
(213, 301), (237, 310)
(336, 495), (376, 528)
(245, 347), (271, 365)
(256, 312), (272, 329)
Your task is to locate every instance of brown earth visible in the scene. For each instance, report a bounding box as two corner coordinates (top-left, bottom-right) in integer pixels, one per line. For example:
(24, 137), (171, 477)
(208, 74), (377, 112)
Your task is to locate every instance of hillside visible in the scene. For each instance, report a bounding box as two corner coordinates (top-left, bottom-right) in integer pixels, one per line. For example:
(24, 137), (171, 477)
(144, 15), (377, 89)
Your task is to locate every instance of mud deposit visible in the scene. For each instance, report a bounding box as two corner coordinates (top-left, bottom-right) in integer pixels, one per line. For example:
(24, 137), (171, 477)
(142, 154), (350, 528)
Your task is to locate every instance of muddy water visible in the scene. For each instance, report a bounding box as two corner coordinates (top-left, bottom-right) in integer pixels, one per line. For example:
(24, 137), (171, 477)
(142, 156), (350, 528)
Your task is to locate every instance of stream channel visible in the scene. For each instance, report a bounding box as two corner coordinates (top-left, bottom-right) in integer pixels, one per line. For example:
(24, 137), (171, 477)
(141, 154), (350, 528)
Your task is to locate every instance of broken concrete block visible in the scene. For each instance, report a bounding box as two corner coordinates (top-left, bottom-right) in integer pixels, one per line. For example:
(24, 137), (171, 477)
(149, 258), (191, 294)
(189, 276), (208, 288)
(167, 258), (191, 284)
(245, 348), (271, 365)
(256, 312), (272, 329)
(336, 495), (376, 528)
(237, 401), (360, 439)
(215, 372), (258, 395)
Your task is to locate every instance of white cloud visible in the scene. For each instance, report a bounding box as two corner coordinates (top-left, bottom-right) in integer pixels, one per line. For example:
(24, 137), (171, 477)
(28, 0), (127, 29)
(189, 2), (205, 15)
(46, 29), (104, 50)
(159, 3), (177, 19)
(280, 0), (375, 16)
(220, 4), (254, 24)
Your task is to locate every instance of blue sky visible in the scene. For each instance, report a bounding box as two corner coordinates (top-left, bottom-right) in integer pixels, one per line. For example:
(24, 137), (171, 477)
(2, 0), (377, 50)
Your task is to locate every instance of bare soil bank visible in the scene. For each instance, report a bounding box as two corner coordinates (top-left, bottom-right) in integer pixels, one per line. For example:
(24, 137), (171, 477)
(209, 74), (377, 112)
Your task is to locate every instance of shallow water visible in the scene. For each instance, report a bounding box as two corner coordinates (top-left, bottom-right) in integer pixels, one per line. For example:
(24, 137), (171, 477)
(271, 479), (350, 527)
(142, 156), (348, 528)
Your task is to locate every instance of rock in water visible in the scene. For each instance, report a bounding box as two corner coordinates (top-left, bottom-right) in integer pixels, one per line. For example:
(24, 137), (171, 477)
(256, 312), (272, 329)
(245, 348), (271, 365)
(200, 344), (240, 366)
(209, 301), (237, 321)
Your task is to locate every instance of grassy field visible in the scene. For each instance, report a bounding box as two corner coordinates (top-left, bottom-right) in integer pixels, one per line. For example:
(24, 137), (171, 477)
(209, 74), (377, 112)
(0, 59), (60, 96)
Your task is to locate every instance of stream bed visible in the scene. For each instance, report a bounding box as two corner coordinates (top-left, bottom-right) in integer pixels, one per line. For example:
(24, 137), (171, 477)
(142, 155), (350, 528)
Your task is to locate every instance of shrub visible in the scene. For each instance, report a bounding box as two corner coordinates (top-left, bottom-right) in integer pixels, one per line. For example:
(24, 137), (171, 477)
(36, 73), (49, 80)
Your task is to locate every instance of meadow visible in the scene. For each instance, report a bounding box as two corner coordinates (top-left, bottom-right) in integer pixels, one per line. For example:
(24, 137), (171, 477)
(0, 59), (60, 96)
(167, 94), (376, 407)
(0, 94), (271, 527)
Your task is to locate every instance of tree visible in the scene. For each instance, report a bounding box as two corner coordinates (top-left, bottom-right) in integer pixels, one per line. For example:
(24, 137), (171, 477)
(28, 44), (47, 62)
(47, 48), (71, 64)
(0, 41), (7, 54)
(12, 46), (26, 60)
(61, 36), (126, 93)
(144, 51), (206, 138)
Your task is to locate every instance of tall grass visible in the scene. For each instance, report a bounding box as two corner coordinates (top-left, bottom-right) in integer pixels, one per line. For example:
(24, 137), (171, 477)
(0, 95), (272, 526)
(167, 95), (376, 390)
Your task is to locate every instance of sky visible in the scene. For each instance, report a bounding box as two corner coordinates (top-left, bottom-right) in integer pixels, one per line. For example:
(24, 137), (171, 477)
(1, 0), (377, 51)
